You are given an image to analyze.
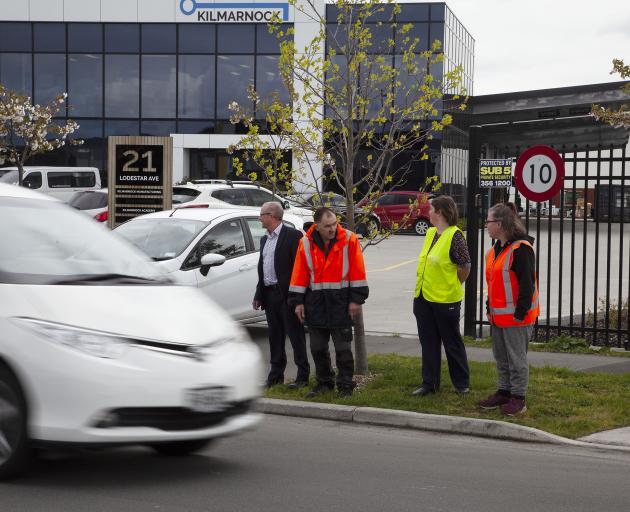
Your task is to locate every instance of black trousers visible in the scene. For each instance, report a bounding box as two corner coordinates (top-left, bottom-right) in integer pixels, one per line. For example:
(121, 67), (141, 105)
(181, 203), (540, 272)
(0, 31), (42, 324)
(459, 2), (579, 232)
(264, 285), (309, 384)
(413, 296), (470, 391)
(308, 326), (355, 390)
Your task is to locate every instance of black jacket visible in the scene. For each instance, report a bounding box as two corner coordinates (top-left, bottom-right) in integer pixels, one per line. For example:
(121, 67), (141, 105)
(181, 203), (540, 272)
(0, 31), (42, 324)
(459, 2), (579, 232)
(254, 224), (303, 308)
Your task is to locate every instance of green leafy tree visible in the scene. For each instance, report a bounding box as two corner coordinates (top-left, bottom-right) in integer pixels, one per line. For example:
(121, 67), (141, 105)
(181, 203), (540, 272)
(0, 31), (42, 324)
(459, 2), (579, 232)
(591, 59), (630, 127)
(0, 85), (82, 186)
(230, 0), (468, 374)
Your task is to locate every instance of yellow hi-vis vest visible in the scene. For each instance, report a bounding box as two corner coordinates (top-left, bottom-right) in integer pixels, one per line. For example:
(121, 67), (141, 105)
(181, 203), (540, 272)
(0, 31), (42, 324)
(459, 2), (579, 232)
(414, 226), (464, 303)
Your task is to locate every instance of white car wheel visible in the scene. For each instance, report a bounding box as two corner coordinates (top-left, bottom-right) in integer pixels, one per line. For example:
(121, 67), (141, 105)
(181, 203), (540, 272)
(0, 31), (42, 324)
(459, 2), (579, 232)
(413, 219), (430, 236)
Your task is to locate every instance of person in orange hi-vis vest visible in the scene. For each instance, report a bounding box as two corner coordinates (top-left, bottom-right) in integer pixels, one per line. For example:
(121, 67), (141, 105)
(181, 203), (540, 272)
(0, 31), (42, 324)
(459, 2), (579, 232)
(288, 206), (369, 398)
(478, 203), (540, 416)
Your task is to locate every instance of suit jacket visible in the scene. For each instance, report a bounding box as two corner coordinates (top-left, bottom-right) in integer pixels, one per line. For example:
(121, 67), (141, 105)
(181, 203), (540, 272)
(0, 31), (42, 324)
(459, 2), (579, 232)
(254, 224), (303, 308)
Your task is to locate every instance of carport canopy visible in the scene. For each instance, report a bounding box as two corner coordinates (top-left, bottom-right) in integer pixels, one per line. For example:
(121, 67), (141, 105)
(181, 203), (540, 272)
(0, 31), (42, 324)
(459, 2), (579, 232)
(467, 81), (630, 155)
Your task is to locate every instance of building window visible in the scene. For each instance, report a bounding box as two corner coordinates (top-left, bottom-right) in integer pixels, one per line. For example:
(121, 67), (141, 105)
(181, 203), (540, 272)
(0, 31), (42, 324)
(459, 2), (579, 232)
(217, 24), (255, 53)
(68, 23), (103, 52)
(34, 54), (67, 106)
(105, 24), (140, 53)
(178, 54), (215, 118)
(34, 23), (66, 52)
(179, 24), (215, 54)
(216, 55), (254, 118)
(0, 53), (32, 97)
(255, 55), (289, 117)
(142, 24), (176, 53)
(68, 54), (103, 117)
(0, 23), (32, 51)
(105, 55), (139, 117)
(141, 55), (176, 118)
(105, 120), (139, 136)
(141, 120), (177, 136)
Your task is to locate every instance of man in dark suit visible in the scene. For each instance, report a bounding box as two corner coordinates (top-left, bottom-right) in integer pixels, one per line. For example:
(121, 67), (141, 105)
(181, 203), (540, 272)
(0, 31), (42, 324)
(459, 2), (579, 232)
(253, 201), (310, 389)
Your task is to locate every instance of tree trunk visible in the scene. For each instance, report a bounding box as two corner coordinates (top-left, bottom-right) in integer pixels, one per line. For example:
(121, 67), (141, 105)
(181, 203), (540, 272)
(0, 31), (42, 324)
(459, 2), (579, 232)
(353, 305), (368, 375)
(17, 160), (24, 187)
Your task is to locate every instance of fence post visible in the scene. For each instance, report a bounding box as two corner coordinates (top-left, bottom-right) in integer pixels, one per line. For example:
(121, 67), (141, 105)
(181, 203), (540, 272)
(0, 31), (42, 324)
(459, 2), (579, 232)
(464, 126), (482, 337)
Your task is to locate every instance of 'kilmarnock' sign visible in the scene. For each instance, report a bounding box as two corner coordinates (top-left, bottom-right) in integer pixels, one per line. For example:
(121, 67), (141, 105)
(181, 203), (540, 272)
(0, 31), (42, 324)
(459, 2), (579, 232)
(178, 0), (290, 22)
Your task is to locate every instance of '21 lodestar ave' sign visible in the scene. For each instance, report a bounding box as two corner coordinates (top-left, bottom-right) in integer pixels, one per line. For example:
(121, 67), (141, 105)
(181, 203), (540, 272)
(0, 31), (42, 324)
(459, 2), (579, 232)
(177, 0), (291, 23)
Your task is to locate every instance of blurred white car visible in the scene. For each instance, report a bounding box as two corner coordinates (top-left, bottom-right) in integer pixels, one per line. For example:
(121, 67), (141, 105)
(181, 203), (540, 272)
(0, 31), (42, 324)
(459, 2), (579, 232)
(68, 188), (109, 223)
(173, 180), (314, 225)
(0, 184), (263, 479)
(114, 205), (302, 324)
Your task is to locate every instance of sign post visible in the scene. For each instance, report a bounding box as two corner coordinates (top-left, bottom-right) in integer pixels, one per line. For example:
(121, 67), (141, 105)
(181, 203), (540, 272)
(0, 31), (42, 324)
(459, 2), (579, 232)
(107, 136), (173, 229)
(514, 145), (564, 202)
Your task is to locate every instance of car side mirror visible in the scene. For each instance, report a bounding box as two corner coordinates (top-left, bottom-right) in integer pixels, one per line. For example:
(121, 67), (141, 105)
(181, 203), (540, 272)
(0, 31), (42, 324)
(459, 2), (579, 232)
(199, 253), (226, 276)
(282, 200), (290, 210)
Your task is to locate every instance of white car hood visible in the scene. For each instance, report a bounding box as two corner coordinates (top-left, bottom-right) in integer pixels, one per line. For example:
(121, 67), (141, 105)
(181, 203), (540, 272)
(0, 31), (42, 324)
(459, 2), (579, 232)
(3, 284), (239, 346)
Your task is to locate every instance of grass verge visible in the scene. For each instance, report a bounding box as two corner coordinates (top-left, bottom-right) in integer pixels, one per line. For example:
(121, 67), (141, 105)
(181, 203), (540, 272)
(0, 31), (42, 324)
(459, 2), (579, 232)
(265, 353), (630, 439)
(463, 335), (630, 357)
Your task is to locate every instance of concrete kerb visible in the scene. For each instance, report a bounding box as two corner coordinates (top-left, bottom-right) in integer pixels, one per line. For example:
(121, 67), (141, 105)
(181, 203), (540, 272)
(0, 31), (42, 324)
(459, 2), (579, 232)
(254, 398), (630, 453)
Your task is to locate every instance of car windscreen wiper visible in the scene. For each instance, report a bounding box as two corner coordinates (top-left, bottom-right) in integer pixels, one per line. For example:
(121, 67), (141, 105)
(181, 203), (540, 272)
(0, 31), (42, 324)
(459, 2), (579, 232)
(51, 273), (170, 285)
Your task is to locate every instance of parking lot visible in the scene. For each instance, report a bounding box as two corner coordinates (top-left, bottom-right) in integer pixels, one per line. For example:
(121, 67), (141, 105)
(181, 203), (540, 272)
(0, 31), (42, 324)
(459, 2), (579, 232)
(360, 221), (630, 336)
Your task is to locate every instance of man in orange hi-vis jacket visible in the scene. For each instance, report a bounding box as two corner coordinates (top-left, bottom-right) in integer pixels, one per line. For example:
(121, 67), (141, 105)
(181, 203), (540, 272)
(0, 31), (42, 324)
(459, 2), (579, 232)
(288, 206), (369, 398)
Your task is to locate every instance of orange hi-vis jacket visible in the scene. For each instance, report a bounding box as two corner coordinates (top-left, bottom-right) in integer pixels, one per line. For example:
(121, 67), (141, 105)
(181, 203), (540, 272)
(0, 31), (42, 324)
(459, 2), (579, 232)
(288, 225), (369, 328)
(485, 240), (540, 327)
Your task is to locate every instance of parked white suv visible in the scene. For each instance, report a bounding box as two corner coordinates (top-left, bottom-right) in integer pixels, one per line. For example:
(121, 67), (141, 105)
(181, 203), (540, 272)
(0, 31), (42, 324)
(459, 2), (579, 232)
(173, 180), (314, 226)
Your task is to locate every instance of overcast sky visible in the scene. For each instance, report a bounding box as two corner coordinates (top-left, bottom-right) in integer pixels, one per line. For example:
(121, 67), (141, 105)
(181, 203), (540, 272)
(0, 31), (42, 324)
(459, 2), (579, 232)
(430, 0), (630, 96)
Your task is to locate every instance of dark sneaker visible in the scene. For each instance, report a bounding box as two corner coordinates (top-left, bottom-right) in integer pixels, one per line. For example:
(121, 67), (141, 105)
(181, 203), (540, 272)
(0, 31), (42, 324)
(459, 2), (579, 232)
(500, 397), (527, 416)
(287, 380), (309, 390)
(477, 393), (510, 410)
(305, 384), (334, 398)
(338, 388), (353, 398)
(411, 386), (435, 397)
(265, 379), (283, 390)
(455, 387), (470, 395)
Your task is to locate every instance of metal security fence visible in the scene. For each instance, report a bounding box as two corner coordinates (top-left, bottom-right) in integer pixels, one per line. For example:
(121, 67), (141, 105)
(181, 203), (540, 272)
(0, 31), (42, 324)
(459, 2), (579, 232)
(465, 142), (630, 349)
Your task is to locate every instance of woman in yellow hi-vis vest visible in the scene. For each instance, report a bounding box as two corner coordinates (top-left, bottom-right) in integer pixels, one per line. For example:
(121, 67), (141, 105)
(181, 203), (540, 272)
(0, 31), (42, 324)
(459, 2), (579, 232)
(412, 196), (471, 396)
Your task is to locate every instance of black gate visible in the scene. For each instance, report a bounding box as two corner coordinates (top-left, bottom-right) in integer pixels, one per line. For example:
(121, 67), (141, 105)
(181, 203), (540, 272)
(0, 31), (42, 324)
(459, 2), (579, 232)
(465, 134), (630, 349)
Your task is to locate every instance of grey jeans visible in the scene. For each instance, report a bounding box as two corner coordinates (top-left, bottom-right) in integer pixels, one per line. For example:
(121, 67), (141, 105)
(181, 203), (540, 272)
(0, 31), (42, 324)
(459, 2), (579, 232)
(491, 324), (534, 397)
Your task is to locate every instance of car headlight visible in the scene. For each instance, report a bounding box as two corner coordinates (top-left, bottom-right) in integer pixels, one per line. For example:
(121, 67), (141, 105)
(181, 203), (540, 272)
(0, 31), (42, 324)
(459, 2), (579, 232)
(13, 318), (129, 359)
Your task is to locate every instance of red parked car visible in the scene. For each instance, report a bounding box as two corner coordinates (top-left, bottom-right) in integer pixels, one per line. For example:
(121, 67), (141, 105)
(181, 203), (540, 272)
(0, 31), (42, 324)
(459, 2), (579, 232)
(371, 191), (432, 235)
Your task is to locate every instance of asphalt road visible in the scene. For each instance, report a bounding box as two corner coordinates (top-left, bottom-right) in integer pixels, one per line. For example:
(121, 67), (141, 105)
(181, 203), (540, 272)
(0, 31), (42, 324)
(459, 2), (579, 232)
(2, 415), (629, 512)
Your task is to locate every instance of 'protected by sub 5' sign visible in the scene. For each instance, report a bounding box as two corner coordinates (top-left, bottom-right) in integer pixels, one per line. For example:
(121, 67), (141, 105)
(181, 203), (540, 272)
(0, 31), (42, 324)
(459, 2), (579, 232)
(479, 159), (513, 188)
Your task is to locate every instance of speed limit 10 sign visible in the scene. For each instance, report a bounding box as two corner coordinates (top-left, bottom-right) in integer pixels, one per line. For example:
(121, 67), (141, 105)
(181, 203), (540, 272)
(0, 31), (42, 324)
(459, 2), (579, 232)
(514, 145), (564, 202)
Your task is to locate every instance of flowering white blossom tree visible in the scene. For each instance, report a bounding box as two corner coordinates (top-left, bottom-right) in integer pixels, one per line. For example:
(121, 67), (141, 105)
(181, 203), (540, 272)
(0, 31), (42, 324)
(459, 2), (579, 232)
(0, 84), (82, 186)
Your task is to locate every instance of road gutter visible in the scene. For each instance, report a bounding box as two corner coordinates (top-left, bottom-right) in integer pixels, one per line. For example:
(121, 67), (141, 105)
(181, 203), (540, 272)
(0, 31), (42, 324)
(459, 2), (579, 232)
(255, 398), (630, 453)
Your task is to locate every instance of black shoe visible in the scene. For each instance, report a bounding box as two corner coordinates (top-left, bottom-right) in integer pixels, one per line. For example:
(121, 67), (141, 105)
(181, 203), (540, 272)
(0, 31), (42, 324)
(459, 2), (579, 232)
(265, 379), (283, 390)
(305, 384), (334, 398)
(411, 386), (435, 397)
(338, 388), (353, 398)
(455, 387), (470, 395)
(287, 380), (309, 390)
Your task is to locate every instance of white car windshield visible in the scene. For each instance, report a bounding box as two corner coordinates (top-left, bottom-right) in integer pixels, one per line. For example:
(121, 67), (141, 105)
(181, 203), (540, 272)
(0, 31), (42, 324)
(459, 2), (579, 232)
(0, 196), (166, 285)
(115, 218), (207, 261)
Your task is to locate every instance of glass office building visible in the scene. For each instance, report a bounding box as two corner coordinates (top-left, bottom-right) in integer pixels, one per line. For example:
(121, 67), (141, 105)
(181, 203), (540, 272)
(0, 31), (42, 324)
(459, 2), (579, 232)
(0, 0), (474, 188)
